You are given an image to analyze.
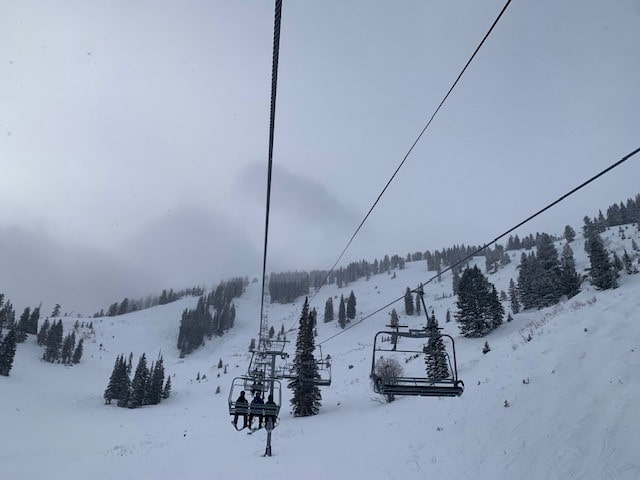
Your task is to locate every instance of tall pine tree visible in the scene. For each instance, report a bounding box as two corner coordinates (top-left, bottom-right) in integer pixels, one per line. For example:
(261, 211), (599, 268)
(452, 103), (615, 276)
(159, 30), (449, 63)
(288, 298), (321, 417)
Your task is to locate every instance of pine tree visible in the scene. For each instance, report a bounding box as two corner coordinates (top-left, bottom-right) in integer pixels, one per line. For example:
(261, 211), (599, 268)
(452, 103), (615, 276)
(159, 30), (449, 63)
(445, 309), (451, 323)
(162, 376), (172, 399)
(424, 314), (449, 380)
(404, 287), (414, 316)
(455, 266), (503, 337)
(585, 233), (618, 290)
(43, 320), (63, 363)
(36, 318), (50, 346)
(338, 294), (346, 329)
(51, 304), (61, 317)
(60, 332), (76, 364)
(324, 297), (334, 323)
(289, 298), (322, 417)
(346, 291), (356, 320)
(560, 243), (581, 298)
(268, 326), (275, 339)
(28, 307), (40, 335)
(535, 233), (562, 307)
(16, 307), (30, 343)
(415, 293), (421, 315)
(508, 279), (520, 314)
(389, 308), (400, 349)
(104, 356), (122, 404)
(72, 338), (83, 364)
(129, 353), (150, 408)
(564, 225), (576, 243)
(0, 328), (18, 376)
(147, 356), (165, 405)
(488, 285), (505, 329)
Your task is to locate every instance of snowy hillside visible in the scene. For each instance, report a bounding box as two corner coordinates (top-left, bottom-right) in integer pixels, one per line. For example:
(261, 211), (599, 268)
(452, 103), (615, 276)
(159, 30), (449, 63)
(1, 225), (640, 479)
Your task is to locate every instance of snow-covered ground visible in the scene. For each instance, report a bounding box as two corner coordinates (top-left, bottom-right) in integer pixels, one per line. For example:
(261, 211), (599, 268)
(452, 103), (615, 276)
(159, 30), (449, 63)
(1, 225), (640, 479)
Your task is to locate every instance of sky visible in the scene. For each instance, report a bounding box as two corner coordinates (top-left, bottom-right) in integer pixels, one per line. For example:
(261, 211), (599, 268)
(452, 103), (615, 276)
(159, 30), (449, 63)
(1, 0), (639, 313)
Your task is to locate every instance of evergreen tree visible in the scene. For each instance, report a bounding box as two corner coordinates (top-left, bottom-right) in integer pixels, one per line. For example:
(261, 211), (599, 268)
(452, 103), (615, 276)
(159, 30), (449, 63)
(288, 298), (322, 417)
(445, 309), (451, 323)
(452, 269), (461, 296)
(389, 308), (399, 348)
(43, 320), (63, 363)
(129, 353), (150, 408)
(72, 338), (84, 364)
(323, 297), (334, 323)
(0, 300), (15, 330)
(455, 266), (503, 337)
(488, 286), (505, 329)
(268, 326), (275, 339)
(104, 356), (123, 404)
(346, 291), (356, 320)
(338, 294), (346, 329)
(16, 307), (30, 343)
(0, 328), (18, 376)
(36, 318), (50, 346)
(585, 233), (618, 290)
(28, 307), (40, 335)
(60, 332), (76, 364)
(415, 293), (421, 315)
(404, 287), (414, 316)
(51, 304), (61, 317)
(560, 243), (581, 298)
(424, 314), (449, 380)
(508, 279), (520, 314)
(147, 356), (165, 405)
(535, 233), (562, 307)
(162, 376), (172, 399)
(564, 225), (576, 243)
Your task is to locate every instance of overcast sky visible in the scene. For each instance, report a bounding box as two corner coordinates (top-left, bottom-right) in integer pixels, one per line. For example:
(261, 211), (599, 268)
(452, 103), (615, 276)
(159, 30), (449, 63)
(1, 0), (639, 314)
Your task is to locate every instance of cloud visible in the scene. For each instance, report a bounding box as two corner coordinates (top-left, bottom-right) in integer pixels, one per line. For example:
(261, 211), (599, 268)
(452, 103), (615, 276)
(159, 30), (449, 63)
(0, 225), (155, 315)
(118, 205), (261, 288)
(235, 163), (362, 270)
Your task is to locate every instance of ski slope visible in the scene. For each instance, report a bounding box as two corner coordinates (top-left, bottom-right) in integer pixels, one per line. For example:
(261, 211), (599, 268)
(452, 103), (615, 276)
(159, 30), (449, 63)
(1, 225), (639, 479)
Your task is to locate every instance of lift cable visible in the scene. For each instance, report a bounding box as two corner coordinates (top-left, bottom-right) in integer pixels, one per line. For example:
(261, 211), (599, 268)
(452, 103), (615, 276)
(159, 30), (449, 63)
(307, 0), (513, 308)
(259, 0), (283, 341)
(318, 145), (640, 346)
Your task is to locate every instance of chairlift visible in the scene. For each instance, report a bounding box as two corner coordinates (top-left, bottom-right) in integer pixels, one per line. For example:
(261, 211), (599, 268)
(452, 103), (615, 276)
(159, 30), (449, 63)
(228, 376), (282, 431)
(370, 327), (464, 398)
(278, 345), (331, 386)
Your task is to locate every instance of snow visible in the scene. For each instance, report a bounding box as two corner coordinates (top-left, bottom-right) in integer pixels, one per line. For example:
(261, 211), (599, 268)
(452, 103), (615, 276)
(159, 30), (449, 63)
(1, 225), (640, 479)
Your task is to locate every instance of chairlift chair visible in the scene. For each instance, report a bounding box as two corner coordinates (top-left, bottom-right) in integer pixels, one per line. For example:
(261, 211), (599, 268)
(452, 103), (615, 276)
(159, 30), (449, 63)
(370, 328), (464, 398)
(228, 376), (282, 430)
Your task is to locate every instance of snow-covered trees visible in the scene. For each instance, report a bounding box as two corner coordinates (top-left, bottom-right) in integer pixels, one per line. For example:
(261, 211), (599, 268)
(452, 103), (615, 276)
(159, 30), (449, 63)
(0, 328), (17, 376)
(324, 297), (334, 323)
(585, 233), (618, 290)
(404, 287), (414, 316)
(425, 313), (449, 380)
(338, 294), (346, 329)
(288, 298), (321, 417)
(104, 353), (169, 408)
(455, 266), (504, 337)
(346, 291), (357, 321)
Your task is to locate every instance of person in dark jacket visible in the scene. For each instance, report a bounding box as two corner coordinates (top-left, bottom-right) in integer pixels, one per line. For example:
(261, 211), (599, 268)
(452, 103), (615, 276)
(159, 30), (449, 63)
(249, 391), (265, 429)
(264, 394), (277, 428)
(233, 391), (248, 428)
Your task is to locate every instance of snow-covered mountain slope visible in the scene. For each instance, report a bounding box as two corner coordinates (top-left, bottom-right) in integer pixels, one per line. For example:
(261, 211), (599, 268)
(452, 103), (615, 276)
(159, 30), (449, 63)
(1, 225), (640, 479)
